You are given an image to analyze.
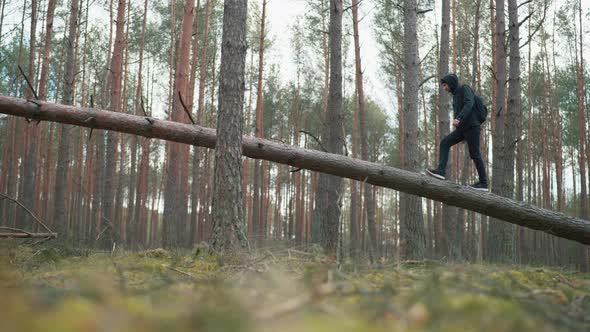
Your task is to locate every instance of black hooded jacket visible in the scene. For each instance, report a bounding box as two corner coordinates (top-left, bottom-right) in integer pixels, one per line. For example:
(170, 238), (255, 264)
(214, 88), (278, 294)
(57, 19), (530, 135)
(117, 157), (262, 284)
(441, 74), (479, 132)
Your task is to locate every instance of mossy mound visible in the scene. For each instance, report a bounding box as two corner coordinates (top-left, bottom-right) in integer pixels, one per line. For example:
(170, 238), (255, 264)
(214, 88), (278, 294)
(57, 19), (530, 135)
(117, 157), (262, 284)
(1, 246), (588, 332)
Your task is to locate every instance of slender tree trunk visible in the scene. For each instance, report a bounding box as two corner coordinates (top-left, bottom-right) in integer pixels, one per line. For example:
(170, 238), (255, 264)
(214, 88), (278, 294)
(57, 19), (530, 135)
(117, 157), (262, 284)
(54, 0), (80, 242)
(211, 0), (249, 252)
(575, 0), (588, 220)
(100, 0), (126, 248)
(0, 0), (6, 47)
(438, 0), (455, 258)
(313, 0), (344, 256)
(350, 91), (359, 257)
(163, 0), (195, 248)
(188, 0), (201, 245)
(352, 0), (376, 260)
(488, 0), (515, 263)
(127, 0), (148, 247)
(252, 0), (267, 244)
(21, 0), (39, 230)
(192, 0), (214, 241)
(399, 0), (425, 259)
(38, 0), (57, 100)
(501, 0), (521, 253)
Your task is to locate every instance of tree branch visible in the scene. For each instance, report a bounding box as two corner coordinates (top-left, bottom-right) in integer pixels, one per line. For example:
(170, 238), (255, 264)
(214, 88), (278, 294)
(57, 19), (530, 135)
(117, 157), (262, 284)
(300, 130), (328, 152)
(519, 3), (547, 49)
(518, 0), (532, 9)
(417, 8), (433, 15)
(18, 65), (39, 100)
(178, 91), (196, 125)
(343, 0), (364, 12)
(0, 193), (54, 235)
(419, 75), (437, 88)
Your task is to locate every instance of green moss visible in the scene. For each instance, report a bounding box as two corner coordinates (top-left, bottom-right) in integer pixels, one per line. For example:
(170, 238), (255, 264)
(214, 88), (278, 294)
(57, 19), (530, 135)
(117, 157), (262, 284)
(2, 246), (589, 332)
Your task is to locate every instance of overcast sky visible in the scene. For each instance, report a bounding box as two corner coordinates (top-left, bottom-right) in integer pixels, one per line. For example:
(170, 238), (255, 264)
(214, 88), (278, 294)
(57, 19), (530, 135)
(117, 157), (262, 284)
(265, 0), (391, 118)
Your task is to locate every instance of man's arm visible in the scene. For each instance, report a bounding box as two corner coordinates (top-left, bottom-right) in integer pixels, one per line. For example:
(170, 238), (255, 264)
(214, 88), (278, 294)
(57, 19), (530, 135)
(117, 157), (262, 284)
(456, 85), (475, 121)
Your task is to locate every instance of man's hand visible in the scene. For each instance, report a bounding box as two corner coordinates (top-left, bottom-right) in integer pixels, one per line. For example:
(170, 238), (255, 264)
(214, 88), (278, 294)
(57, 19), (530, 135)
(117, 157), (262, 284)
(453, 119), (460, 128)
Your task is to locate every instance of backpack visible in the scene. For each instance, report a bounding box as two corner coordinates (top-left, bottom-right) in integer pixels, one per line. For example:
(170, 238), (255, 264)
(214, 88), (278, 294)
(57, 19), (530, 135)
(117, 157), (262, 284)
(466, 85), (488, 124)
(474, 94), (488, 124)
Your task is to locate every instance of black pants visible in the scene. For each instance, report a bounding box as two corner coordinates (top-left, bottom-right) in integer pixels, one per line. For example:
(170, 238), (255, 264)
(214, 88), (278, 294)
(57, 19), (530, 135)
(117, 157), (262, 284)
(437, 126), (487, 184)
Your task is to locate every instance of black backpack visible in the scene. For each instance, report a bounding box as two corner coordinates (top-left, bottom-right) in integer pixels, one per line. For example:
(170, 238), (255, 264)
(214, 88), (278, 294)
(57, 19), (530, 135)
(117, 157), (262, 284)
(474, 94), (488, 124)
(466, 86), (488, 124)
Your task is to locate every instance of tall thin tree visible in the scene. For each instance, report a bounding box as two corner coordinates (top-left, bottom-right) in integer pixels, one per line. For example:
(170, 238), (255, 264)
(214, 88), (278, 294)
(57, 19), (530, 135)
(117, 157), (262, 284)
(101, 0), (126, 246)
(313, 0), (344, 256)
(488, 0), (516, 262)
(399, 0), (426, 259)
(211, 0), (249, 253)
(163, 0), (195, 248)
(352, 0), (377, 260)
(54, 0), (80, 242)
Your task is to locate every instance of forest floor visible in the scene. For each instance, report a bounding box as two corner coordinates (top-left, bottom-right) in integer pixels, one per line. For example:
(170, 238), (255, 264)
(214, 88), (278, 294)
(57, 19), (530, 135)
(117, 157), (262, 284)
(1, 243), (589, 332)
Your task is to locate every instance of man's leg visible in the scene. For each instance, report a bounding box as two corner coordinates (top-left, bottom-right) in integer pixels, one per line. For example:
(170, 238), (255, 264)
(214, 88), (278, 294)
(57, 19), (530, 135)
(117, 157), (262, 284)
(465, 126), (488, 187)
(436, 130), (464, 171)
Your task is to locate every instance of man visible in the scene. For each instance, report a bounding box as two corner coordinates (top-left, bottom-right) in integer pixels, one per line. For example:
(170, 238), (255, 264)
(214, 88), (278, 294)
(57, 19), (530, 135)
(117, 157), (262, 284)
(426, 73), (488, 191)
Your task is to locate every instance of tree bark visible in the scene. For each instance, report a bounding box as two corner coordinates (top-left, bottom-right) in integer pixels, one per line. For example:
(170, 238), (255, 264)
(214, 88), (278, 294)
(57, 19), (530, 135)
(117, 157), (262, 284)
(21, 0), (39, 230)
(2, 96), (590, 246)
(210, 0), (249, 253)
(100, 0), (126, 248)
(127, 0), (148, 247)
(488, 0), (516, 262)
(438, 0), (457, 259)
(188, 0), (201, 245)
(38, 0), (57, 100)
(163, 0), (195, 248)
(575, 0), (588, 220)
(313, 0), (344, 256)
(399, 0), (426, 260)
(252, 0), (267, 244)
(352, 0), (377, 260)
(53, 0), (80, 242)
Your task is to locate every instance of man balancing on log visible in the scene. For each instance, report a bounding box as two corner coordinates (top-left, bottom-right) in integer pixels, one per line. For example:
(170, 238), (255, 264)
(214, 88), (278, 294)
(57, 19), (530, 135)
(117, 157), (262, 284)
(426, 73), (489, 192)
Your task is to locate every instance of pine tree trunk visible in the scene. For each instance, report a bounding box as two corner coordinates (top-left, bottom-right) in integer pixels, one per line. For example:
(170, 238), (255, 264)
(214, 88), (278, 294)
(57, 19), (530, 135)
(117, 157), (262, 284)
(100, 0), (126, 248)
(188, 0), (201, 245)
(163, 0), (195, 248)
(38, 0), (57, 100)
(21, 0), (39, 230)
(437, 0), (454, 258)
(127, 0), (148, 247)
(312, 0), (344, 256)
(0, 0), (6, 47)
(575, 0), (588, 220)
(54, 0), (80, 242)
(502, 0), (521, 251)
(350, 92), (359, 257)
(252, 0), (267, 244)
(211, 0), (249, 253)
(399, 0), (425, 260)
(192, 0), (214, 242)
(352, 0), (377, 260)
(487, 0), (515, 262)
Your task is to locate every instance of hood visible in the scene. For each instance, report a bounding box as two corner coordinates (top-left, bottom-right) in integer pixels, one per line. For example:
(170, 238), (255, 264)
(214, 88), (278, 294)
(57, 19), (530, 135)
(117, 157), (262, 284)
(441, 73), (459, 93)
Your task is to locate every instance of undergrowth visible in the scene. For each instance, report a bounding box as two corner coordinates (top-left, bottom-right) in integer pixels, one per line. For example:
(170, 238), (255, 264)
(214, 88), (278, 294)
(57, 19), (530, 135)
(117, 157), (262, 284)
(0, 243), (588, 332)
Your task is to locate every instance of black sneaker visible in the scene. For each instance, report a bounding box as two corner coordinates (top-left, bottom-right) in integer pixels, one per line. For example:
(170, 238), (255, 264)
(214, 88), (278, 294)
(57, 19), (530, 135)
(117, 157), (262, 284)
(469, 182), (488, 191)
(426, 168), (445, 180)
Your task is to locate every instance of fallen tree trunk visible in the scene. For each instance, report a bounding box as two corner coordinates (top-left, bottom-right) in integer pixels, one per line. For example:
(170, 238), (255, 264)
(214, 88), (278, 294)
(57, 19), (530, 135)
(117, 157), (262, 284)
(0, 233), (57, 239)
(1, 96), (589, 245)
